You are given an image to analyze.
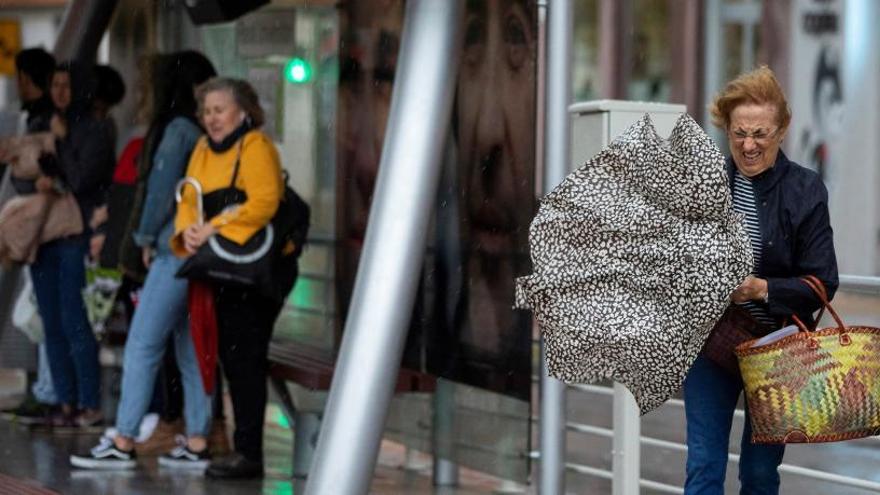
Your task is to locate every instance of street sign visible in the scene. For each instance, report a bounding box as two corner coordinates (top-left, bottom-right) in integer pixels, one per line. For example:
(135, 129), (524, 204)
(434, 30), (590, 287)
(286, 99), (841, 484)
(0, 20), (21, 76)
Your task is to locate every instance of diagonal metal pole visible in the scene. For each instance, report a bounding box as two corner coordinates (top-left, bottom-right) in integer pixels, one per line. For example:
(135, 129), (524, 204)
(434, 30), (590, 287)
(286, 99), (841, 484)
(303, 2), (463, 494)
(53, 0), (119, 62)
(539, 1), (573, 494)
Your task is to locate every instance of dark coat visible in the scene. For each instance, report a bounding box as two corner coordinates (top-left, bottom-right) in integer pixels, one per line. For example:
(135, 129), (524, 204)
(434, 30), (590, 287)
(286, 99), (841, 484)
(726, 150), (839, 325)
(44, 62), (115, 231)
(22, 94), (54, 134)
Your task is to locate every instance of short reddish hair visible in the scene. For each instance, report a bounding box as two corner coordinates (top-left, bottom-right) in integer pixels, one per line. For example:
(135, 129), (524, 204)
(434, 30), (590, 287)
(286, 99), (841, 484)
(708, 65), (791, 130)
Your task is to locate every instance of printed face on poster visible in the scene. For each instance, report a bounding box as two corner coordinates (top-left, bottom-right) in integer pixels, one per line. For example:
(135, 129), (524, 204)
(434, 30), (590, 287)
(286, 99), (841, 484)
(788, 0), (844, 184)
(336, 0), (537, 400)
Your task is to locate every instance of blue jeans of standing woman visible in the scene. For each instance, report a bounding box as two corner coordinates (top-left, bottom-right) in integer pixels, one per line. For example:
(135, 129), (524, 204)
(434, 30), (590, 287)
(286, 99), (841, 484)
(114, 254), (212, 439)
(29, 237), (100, 410)
(684, 355), (786, 495)
(32, 344), (58, 405)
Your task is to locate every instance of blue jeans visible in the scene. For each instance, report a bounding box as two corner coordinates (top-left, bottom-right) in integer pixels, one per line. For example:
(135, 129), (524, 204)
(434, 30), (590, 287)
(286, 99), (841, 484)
(684, 355), (785, 495)
(29, 238), (100, 409)
(115, 254), (212, 438)
(31, 344), (58, 405)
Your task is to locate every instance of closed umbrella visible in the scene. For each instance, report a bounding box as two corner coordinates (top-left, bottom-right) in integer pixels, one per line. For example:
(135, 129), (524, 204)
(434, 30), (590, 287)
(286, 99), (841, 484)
(188, 280), (218, 394)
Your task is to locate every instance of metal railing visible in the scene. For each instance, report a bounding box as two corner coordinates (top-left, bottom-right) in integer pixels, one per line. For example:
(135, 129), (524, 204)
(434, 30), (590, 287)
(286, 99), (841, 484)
(548, 275), (880, 494)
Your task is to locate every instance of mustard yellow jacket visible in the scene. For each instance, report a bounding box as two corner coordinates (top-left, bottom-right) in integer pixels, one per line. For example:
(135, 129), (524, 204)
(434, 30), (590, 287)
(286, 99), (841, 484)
(171, 130), (283, 257)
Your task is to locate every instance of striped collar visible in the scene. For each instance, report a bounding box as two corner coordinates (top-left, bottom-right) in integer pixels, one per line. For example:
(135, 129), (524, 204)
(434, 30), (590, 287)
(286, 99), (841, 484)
(726, 150), (791, 197)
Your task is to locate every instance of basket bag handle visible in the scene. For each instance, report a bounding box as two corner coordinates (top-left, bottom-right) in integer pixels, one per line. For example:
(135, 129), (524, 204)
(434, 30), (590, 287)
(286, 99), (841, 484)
(790, 275), (851, 347)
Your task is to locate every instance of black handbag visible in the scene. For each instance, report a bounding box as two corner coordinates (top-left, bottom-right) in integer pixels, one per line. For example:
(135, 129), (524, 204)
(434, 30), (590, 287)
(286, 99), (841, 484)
(174, 143), (310, 300)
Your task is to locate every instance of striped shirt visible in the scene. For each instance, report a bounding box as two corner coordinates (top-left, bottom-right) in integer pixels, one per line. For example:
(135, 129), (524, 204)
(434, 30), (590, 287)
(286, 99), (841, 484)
(732, 172), (775, 326)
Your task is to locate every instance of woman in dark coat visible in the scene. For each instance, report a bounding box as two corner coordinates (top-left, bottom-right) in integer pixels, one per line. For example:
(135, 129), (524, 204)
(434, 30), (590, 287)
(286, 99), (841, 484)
(31, 61), (115, 427)
(683, 66), (838, 495)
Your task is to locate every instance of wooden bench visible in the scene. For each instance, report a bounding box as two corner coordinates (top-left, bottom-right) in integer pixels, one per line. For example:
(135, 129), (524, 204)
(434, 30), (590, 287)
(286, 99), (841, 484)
(267, 337), (436, 478)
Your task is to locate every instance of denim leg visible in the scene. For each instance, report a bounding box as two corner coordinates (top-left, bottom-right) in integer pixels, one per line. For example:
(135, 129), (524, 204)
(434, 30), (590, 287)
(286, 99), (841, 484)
(174, 316), (213, 437)
(31, 344), (58, 405)
(684, 355), (742, 495)
(30, 243), (77, 406)
(738, 407), (785, 495)
(55, 238), (100, 409)
(115, 255), (189, 438)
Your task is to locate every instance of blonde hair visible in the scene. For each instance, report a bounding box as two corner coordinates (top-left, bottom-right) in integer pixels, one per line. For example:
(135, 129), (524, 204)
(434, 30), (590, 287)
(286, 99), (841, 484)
(196, 77), (265, 128)
(708, 65), (791, 130)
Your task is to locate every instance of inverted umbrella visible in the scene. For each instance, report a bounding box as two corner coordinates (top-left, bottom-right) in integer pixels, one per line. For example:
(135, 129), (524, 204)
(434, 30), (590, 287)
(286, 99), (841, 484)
(516, 114), (752, 413)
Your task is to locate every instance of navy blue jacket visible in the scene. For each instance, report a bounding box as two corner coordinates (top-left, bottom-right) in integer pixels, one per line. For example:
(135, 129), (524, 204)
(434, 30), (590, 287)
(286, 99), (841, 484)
(726, 150), (838, 325)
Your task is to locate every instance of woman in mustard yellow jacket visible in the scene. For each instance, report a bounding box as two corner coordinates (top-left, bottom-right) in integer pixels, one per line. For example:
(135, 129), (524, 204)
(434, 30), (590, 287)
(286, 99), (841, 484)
(171, 77), (284, 479)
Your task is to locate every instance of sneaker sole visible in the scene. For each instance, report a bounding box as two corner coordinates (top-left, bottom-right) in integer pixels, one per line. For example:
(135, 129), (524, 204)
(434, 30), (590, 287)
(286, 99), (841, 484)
(158, 457), (210, 470)
(70, 455), (137, 470)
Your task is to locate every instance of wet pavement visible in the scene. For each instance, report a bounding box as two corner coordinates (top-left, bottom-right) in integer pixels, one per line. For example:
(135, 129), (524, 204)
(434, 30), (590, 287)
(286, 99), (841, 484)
(0, 402), (510, 495)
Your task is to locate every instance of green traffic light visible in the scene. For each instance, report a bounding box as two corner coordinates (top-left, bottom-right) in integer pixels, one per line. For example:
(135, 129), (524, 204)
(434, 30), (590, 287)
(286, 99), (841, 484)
(284, 57), (312, 84)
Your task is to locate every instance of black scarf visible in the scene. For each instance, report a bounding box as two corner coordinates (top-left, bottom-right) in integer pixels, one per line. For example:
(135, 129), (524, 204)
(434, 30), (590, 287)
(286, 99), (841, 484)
(207, 121), (253, 153)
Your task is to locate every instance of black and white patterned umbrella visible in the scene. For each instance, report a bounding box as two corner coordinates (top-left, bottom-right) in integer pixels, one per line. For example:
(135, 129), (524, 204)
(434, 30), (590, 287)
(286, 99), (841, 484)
(515, 114), (752, 413)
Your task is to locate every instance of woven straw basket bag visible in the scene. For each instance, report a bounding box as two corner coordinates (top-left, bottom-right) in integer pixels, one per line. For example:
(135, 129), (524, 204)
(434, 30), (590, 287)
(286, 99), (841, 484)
(735, 275), (880, 444)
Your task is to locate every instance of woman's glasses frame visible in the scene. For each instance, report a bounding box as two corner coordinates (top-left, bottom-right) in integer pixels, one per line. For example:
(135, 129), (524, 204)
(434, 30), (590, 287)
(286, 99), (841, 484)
(728, 126), (781, 146)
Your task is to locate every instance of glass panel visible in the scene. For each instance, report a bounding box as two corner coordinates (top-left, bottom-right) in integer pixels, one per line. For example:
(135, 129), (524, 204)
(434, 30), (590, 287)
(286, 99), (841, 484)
(628, 0), (671, 102)
(200, 4), (339, 354)
(385, 380), (531, 484)
(336, 0), (533, 481)
(190, 0), (534, 482)
(723, 23), (744, 82)
(573, 0), (599, 101)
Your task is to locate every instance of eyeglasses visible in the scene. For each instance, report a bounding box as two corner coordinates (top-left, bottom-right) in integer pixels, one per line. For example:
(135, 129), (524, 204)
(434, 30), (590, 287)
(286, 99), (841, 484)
(728, 127), (780, 145)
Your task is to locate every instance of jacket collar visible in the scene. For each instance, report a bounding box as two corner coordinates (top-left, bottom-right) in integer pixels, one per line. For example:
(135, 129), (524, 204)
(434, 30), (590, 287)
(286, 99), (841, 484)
(726, 149), (790, 197)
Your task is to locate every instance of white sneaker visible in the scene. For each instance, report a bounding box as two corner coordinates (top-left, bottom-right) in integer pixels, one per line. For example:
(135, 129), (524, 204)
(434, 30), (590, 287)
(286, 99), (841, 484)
(158, 435), (211, 470)
(70, 436), (137, 470)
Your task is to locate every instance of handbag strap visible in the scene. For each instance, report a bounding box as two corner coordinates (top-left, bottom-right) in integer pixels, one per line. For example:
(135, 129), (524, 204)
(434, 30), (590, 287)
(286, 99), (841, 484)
(228, 139), (244, 189)
(796, 275), (848, 337)
(799, 275), (827, 331)
(802, 274), (828, 301)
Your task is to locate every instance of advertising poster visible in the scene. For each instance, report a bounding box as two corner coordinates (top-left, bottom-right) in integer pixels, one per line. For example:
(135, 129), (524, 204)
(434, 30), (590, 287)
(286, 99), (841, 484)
(788, 0), (844, 184)
(335, 0), (536, 481)
(336, 0), (535, 400)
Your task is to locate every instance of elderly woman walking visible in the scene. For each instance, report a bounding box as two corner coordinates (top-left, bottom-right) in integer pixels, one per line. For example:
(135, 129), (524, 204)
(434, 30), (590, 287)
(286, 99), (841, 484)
(683, 66), (838, 494)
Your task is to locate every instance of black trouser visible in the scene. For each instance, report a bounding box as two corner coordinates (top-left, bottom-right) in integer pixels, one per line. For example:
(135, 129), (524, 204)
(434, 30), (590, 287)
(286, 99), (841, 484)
(215, 286), (282, 462)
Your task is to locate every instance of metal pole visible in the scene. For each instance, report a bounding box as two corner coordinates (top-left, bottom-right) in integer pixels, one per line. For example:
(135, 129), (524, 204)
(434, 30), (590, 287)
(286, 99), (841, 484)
(539, 1), (572, 494)
(612, 383), (641, 495)
(303, 2), (463, 494)
(703, 0), (723, 144)
(433, 379), (459, 486)
(598, 0), (632, 99)
(53, 0), (119, 62)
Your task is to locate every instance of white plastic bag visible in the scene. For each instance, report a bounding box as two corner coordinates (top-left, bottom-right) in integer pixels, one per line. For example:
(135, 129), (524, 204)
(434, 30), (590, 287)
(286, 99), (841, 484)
(12, 270), (43, 344)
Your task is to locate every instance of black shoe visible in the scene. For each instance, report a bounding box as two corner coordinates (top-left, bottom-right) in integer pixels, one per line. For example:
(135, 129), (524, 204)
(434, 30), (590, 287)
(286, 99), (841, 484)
(70, 437), (137, 470)
(205, 453), (263, 479)
(158, 436), (211, 470)
(1, 398), (56, 426)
